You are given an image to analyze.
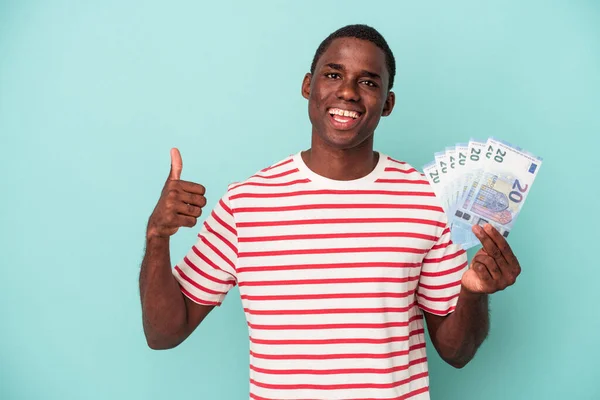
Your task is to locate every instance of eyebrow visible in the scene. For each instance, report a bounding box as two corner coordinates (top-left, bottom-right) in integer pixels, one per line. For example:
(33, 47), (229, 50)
(325, 63), (381, 80)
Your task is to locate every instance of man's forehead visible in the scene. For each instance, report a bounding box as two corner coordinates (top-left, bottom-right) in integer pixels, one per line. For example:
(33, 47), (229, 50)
(317, 37), (387, 74)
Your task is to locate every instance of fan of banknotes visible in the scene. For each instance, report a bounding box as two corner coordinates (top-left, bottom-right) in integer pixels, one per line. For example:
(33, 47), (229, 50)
(423, 137), (543, 250)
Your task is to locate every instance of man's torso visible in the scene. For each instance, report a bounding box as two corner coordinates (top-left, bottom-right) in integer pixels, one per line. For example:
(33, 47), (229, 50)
(227, 152), (445, 400)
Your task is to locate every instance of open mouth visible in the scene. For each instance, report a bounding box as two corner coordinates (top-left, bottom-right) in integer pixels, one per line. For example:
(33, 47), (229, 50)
(327, 107), (363, 130)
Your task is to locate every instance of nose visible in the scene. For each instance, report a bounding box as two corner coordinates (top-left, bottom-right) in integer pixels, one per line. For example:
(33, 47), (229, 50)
(335, 80), (360, 102)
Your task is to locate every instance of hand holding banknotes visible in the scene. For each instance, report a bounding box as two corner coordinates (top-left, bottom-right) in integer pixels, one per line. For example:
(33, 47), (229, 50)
(461, 223), (521, 294)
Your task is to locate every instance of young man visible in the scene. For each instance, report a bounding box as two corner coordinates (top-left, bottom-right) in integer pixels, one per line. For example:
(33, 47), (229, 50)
(139, 24), (522, 400)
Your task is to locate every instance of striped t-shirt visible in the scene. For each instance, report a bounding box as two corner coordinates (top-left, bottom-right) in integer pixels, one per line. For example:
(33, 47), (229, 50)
(173, 151), (468, 400)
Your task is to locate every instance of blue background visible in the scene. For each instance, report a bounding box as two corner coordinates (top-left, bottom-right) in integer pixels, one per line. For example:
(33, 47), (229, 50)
(1, 1), (599, 399)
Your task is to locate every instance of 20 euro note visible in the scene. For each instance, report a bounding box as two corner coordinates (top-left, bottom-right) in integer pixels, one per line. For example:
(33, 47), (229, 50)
(460, 139), (491, 210)
(448, 143), (469, 217)
(452, 137), (542, 239)
(445, 146), (458, 216)
(423, 161), (447, 213)
(450, 139), (488, 248)
(434, 151), (451, 213)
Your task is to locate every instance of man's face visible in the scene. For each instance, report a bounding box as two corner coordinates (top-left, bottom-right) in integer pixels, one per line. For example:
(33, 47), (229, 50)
(302, 37), (395, 150)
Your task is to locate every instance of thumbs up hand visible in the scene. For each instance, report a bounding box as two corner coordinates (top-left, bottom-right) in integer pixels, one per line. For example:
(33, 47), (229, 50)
(147, 148), (207, 240)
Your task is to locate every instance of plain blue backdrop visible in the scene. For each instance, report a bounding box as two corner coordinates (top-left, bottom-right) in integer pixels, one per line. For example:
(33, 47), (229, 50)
(1, 1), (599, 399)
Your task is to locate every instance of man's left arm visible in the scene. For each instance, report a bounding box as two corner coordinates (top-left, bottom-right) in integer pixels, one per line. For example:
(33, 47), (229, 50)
(423, 223), (521, 369)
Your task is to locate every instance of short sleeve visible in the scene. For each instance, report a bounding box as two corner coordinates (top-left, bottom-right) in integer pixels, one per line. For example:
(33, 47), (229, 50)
(417, 226), (468, 316)
(172, 191), (238, 306)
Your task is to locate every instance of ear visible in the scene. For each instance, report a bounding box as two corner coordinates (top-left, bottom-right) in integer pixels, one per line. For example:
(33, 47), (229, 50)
(301, 73), (312, 100)
(381, 91), (396, 117)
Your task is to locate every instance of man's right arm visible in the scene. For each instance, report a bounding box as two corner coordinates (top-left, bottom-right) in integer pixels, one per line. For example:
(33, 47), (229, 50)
(139, 236), (214, 349)
(139, 148), (212, 350)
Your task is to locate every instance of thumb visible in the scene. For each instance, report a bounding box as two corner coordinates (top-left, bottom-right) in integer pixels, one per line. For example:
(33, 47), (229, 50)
(169, 147), (182, 180)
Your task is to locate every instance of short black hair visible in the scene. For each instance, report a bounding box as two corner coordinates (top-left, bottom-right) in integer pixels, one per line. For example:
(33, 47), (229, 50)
(310, 24), (396, 91)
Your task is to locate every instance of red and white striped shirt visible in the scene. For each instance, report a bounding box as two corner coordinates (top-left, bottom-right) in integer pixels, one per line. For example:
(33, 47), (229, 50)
(173, 152), (468, 400)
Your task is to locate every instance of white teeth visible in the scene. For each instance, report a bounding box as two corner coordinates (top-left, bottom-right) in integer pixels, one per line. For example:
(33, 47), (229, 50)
(329, 108), (359, 119)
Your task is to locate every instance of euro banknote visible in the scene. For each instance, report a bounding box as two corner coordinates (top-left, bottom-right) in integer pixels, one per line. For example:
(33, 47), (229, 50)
(433, 151), (450, 214)
(453, 137), (542, 239)
(450, 139), (489, 247)
(423, 137), (542, 249)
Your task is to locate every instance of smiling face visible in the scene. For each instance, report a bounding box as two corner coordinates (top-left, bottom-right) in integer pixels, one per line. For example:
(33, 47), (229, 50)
(302, 37), (395, 150)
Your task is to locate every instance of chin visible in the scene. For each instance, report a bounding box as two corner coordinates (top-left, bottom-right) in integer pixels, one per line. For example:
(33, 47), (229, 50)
(323, 130), (370, 150)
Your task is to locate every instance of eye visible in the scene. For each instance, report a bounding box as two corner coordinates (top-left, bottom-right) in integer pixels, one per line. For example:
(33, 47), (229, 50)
(325, 72), (341, 79)
(360, 80), (377, 87)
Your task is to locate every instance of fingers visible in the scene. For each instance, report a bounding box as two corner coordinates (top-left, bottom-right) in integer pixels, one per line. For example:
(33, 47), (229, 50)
(178, 191), (207, 208)
(467, 224), (522, 292)
(175, 214), (197, 228)
(175, 201), (204, 218)
(164, 186), (206, 210)
(165, 184), (206, 220)
(471, 261), (493, 289)
(472, 224), (510, 274)
(483, 224), (521, 277)
(178, 180), (206, 195)
(163, 182), (206, 206)
(169, 148), (183, 180)
(472, 252), (501, 280)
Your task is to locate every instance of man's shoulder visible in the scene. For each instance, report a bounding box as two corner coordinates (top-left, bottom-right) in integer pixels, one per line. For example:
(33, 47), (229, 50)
(381, 153), (426, 179)
(225, 153), (301, 195)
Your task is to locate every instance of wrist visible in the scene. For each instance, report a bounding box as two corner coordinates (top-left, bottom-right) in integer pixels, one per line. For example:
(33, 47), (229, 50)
(146, 230), (170, 243)
(459, 285), (487, 302)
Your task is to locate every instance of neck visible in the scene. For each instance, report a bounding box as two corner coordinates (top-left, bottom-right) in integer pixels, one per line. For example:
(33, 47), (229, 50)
(301, 132), (378, 181)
